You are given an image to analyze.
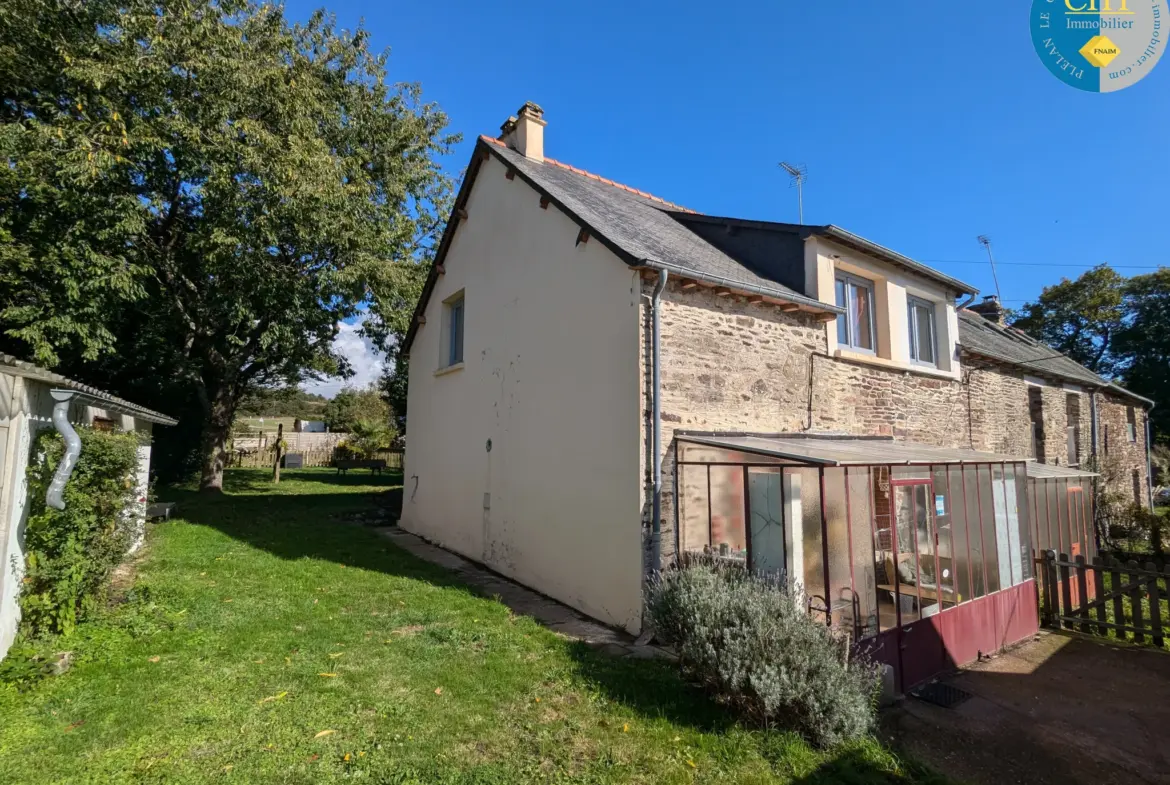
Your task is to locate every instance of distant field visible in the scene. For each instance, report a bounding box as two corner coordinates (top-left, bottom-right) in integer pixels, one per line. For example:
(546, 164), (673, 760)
(236, 417), (301, 434)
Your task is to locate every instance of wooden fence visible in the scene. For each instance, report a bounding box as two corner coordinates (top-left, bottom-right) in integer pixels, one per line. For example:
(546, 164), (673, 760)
(226, 448), (404, 471)
(1038, 549), (1170, 648)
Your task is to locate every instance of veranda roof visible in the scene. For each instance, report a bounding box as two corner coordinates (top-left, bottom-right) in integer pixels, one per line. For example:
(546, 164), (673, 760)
(677, 433), (1027, 466)
(1024, 462), (1098, 479)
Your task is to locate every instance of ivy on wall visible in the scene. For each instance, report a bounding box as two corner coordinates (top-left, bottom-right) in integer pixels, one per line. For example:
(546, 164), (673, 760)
(19, 427), (143, 637)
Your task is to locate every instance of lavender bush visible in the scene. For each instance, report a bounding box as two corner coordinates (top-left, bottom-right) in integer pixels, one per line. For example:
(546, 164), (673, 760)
(646, 562), (880, 748)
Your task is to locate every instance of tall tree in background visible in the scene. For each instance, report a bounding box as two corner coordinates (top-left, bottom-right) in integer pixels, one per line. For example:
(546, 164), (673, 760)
(1115, 269), (1170, 441)
(322, 386), (391, 433)
(1, 0), (456, 489)
(1011, 264), (1169, 444)
(366, 169), (458, 435)
(1009, 264), (1127, 377)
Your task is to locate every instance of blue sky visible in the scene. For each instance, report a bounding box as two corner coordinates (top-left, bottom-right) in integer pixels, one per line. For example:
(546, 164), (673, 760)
(294, 0), (1168, 392)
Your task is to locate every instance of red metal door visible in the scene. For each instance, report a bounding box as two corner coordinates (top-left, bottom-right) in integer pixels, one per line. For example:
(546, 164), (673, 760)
(890, 480), (947, 690)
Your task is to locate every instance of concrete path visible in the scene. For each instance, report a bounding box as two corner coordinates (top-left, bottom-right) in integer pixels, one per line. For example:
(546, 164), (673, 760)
(376, 527), (673, 661)
(888, 631), (1170, 785)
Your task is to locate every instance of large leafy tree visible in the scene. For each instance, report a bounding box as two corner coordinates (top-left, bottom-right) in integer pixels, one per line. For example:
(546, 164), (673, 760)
(322, 385), (391, 433)
(1011, 264), (1170, 443)
(1115, 269), (1170, 440)
(1009, 264), (1127, 377)
(0, 0), (455, 489)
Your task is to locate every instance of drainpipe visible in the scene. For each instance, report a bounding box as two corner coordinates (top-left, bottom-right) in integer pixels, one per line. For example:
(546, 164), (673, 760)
(45, 390), (81, 511)
(1089, 390), (1099, 461)
(650, 269), (668, 573)
(956, 292), (978, 311)
(1146, 404), (1156, 509)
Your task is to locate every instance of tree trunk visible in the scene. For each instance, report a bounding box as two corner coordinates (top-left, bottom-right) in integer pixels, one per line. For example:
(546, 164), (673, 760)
(199, 388), (235, 493)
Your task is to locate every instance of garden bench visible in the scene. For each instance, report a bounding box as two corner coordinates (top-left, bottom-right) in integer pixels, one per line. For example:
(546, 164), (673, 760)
(334, 459), (387, 475)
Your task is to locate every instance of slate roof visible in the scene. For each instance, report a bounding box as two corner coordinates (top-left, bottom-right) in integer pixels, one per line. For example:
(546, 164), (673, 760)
(486, 140), (830, 309)
(956, 311), (1151, 404)
(956, 310), (1106, 386)
(402, 136), (1147, 409)
(0, 353), (178, 425)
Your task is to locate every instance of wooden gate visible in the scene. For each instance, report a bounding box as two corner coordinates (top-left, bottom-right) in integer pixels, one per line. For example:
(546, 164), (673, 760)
(1038, 549), (1170, 648)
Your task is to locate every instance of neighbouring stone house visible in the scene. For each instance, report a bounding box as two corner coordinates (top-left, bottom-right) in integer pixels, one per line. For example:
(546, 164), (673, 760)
(399, 103), (1153, 689)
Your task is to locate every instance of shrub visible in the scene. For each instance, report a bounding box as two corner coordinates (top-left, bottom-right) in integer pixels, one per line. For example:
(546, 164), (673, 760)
(19, 427), (143, 637)
(343, 418), (395, 459)
(323, 386), (392, 433)
(646, 562), (880, 748)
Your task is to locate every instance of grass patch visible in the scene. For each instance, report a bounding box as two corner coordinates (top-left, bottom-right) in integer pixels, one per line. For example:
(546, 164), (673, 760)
(0, 467), (945, 784)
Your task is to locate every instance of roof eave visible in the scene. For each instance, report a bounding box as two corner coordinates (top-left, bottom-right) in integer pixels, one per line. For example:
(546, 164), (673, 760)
(0, 355), (177, 425)
(959, 345), (1154, 406)
(819, 226), (979, 296)
(402, 140), (843, 355)
(401, 139), (495, 355)
(636, 259), (842, 314)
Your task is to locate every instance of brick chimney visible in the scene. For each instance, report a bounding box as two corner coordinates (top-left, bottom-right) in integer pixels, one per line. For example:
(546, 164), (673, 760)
(969, 294), (1006, 325)
(498, 101), (546, 163)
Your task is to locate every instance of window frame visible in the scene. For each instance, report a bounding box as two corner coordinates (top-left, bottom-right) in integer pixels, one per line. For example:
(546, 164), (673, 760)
(447, 295), (464, 367)
(834, 272), (877, 355)
(906, 295), (938, 367)
(438, 291), (465, 371)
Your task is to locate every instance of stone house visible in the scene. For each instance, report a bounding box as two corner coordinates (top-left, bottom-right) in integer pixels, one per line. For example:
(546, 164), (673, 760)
(399, 104), (1152, 687)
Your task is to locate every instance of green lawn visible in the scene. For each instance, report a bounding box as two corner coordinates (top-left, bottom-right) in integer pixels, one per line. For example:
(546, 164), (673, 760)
(0, 468), (943, 784)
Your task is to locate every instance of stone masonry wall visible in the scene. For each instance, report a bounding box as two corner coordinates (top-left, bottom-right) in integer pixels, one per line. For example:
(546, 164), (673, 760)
(639, 278), (1152, 574)
(1096, 392), (1151, 505)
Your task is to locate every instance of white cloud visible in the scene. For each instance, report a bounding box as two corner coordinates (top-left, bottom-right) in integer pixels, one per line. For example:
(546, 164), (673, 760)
(301, 316), (385, 398)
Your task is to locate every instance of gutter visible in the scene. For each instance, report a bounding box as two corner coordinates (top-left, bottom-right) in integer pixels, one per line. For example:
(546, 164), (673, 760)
(45, 390), (81, 510)
(637, 258), (843, 315)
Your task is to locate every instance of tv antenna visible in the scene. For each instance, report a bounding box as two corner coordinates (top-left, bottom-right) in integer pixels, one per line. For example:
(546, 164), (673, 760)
(977, 235), (1003, 303)
(779, 162), (808, 224)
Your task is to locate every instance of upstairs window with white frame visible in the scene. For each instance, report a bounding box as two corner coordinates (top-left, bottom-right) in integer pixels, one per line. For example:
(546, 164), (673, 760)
(440, 291), (465, 369)
(834, 273), (876, 353)
(906, 296), (937, 366)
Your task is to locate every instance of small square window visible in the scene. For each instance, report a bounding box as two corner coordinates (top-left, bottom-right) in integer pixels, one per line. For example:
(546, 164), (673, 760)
(907, 296), (937, 366)
(441, 292), (464, 369)
(834, 273), (876, 353)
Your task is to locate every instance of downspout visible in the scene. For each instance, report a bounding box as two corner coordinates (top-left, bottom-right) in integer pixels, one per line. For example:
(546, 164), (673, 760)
(45, 390), (81, 510)
(1146, 403), (1156, 509)
(1089, 390), (1099, 461)
(956, 292), (977, 311)
(650, 269), (668, 573)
